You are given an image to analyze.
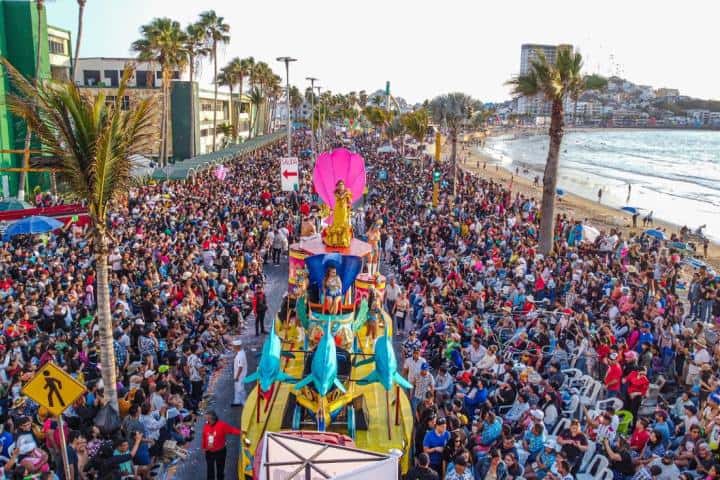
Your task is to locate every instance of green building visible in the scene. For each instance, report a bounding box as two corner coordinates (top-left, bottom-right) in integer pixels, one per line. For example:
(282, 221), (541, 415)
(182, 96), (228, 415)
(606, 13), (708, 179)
(0, 0), (70, 198)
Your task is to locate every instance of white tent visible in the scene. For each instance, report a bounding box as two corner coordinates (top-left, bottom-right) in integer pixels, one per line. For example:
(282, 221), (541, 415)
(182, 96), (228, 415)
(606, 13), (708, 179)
(257, 432), (399, 480)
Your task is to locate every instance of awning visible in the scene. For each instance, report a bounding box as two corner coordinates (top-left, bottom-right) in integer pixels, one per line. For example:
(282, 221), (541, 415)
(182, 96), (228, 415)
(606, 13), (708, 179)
(256, 432), (399, 480)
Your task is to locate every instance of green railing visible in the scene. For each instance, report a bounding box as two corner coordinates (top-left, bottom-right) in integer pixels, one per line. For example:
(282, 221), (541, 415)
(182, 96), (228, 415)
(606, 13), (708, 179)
(151, 131), (285, 180)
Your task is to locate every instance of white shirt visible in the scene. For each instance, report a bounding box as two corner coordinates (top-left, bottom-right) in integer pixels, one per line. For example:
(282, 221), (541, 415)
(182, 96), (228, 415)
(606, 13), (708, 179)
(403, 356), (425, 384)
(466, 344), (487, 364)
(109, 253), (122, 271)
(688, 347), (710, 376)
(234, 349), (247, 382)
(386, 283), (402, 301)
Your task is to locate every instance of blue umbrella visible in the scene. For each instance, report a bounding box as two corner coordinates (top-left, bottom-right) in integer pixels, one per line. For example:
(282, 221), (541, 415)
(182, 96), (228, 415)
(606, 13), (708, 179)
(644, 229), (666, 240)
(0, 199), (32, 211)
(4, 215), (63, 239)
(621, 206), (640, 214)
(556, 188), (565, 196)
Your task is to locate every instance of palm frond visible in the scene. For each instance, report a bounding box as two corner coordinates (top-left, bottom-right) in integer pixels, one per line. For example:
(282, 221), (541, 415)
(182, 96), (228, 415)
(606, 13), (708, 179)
(3, 59), (154, 226)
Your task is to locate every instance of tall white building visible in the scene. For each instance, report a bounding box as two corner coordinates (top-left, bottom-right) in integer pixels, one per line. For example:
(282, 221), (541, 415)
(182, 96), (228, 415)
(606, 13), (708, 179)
(517, 44), (573, 117)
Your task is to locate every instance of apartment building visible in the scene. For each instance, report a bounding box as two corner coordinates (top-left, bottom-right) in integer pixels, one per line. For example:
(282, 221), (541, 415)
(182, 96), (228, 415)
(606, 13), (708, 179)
(74, 58), (251, 158)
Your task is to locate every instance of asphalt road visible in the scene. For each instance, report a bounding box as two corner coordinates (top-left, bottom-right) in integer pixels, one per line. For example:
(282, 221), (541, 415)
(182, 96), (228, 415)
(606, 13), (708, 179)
(175, 261), (289, 480)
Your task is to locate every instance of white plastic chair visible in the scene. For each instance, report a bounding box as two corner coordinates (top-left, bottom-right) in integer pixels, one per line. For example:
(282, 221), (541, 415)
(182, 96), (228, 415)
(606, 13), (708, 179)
(577, 441), (597, 473)
(597, 468), (614, 480)
(580, 381), (603, 408)
(576, 454), (609, 480)
(572, 374), (594, 390)
(561, 368), (582, 388)
(596, 397), (623, 412)
(562, 394), (580, 419)
(551, 417), (570, 437)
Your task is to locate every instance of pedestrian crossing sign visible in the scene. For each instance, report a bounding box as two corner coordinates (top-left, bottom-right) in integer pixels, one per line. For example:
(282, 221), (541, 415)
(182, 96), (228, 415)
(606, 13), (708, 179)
(22, 362), (87, 417)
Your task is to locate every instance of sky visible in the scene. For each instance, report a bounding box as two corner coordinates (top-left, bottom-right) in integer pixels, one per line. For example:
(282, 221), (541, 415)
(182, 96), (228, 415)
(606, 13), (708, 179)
(46, 0), (719, 104)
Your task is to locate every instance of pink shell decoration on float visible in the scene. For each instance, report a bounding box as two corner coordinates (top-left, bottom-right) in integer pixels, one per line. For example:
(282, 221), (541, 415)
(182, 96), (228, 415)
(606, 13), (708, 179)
(312, 148), (366, 208)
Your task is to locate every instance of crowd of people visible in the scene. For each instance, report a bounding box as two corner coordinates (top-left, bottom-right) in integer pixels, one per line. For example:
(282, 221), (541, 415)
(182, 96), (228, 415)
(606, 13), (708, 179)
(337, 133), (720, 480)
(1, 124), (719, 480)
(0, 135), (308, 479)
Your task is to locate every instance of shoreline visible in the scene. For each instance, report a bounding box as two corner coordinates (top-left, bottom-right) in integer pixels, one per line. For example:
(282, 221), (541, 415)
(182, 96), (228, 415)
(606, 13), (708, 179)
(459, 145), (720, 271)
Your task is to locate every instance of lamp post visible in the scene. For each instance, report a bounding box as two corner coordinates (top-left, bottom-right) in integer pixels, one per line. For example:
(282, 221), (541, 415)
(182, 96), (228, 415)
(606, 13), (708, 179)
(306, 77), (318, 157)
(276, 56), (297, 156)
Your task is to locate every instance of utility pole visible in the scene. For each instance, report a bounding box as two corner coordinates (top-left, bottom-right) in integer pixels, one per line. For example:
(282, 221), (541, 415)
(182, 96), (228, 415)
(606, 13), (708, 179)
(306, 77), (318, 157)
(276, 57), (297, 156)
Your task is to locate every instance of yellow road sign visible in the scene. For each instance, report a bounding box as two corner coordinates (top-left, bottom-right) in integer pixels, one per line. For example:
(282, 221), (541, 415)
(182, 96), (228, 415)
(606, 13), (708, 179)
(22, 362), (87, 417)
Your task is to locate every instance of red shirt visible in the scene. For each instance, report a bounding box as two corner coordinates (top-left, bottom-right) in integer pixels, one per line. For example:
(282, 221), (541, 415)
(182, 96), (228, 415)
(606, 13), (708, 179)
(202, 420), (241, 452)
(629, 427), (650, 452)
(604, 363), (623, 392)
(626, 370), (650, 396)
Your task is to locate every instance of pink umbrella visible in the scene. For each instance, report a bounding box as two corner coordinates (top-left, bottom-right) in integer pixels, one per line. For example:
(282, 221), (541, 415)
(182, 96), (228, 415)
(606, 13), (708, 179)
(312, 148), (366, 209)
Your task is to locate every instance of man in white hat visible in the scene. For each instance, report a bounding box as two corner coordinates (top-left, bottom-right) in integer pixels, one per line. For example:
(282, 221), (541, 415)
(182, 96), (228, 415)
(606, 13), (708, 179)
(232, 339), (247, 407)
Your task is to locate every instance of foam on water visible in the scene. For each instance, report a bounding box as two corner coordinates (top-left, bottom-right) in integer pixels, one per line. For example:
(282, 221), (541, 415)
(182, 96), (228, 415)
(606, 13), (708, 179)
(482, 130), (720, 241)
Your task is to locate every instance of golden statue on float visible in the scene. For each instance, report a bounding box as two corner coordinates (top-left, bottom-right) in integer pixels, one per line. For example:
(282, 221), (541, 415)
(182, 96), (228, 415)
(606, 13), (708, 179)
(323, 180), (354, 248)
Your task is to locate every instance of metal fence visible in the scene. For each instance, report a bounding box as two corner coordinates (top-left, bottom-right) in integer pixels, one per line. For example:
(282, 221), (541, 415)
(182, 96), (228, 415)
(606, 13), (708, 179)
(150, 131), (286, 180)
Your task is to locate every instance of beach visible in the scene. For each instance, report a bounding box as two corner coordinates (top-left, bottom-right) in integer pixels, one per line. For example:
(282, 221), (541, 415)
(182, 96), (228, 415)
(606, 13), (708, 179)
(459, 143), (720, 271)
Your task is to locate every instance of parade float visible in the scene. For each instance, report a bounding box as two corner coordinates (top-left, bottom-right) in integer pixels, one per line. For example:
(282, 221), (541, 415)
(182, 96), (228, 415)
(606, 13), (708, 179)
(240, 148), (413, 478)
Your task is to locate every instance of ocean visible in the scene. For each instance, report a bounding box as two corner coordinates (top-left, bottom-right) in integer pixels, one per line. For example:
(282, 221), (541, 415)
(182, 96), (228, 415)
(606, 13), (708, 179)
(481, 129), (720, 241)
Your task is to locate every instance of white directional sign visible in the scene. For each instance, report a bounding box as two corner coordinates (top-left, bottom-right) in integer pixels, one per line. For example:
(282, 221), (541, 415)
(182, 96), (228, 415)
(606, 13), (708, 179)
(280, 157), (299, 192)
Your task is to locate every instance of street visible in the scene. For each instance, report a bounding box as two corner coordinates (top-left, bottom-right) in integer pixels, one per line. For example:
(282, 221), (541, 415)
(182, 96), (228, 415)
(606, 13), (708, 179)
(175, 261), (289, 479)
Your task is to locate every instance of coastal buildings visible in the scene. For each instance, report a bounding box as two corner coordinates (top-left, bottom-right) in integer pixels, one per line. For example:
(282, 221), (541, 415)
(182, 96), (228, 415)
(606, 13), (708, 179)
(506, 52), (720, 130)
(73, 58), (252, 158)
(517, 44), (573, 116)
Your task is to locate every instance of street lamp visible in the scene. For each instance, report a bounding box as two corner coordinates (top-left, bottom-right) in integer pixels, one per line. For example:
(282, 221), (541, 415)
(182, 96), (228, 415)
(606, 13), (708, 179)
(276, 56), (297, 156)
(305, 77), (319, 157)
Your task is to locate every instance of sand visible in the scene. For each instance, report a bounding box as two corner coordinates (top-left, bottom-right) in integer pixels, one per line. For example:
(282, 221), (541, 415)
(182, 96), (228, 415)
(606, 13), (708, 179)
(454, 142), (720, 271)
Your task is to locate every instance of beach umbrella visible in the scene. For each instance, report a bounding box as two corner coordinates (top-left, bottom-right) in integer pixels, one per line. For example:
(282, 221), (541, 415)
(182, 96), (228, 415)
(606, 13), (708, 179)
(581, 225), (600, 242)
(621, 206), (640, 214)
(0, 199), (32, 211)
(4, 215), (63, 239)
(556, 188), (565, 196)
(644, 229), (666, 241)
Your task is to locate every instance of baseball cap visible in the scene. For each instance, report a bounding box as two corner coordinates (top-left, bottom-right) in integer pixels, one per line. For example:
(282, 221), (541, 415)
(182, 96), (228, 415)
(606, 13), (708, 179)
(421, 362), (430, 371)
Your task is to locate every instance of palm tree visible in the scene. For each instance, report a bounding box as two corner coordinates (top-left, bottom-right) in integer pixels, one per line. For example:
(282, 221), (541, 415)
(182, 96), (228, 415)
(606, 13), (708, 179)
(17, 0), (45, 200)
(132, 18), (188, 167)
(5, 62), (155, 411)
(289, 86), (303, 122)
(358, 90), (368, 108)
(184, 22), (208, 158)
(430, 93), (478, 197)
(363, 105), (391, 130)
(198, 10), (230, 152)
(184, 22), (208, 84)
(265, 74), (282, 134)
(217, 60), (241, 141)
(248, 86), (263, 139)
(507, 49), (607, 254)
(402, 109), (429, 169)
(71, 0), (86, 80)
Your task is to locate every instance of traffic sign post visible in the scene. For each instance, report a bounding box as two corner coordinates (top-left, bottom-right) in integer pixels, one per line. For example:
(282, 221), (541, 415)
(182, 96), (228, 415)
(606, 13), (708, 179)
(280, 157), (299, 192)
(22, 362), (86, 480)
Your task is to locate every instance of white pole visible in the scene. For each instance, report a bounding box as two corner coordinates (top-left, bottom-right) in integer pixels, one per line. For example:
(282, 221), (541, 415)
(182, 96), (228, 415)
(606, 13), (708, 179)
(58, 416), (72, 480)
